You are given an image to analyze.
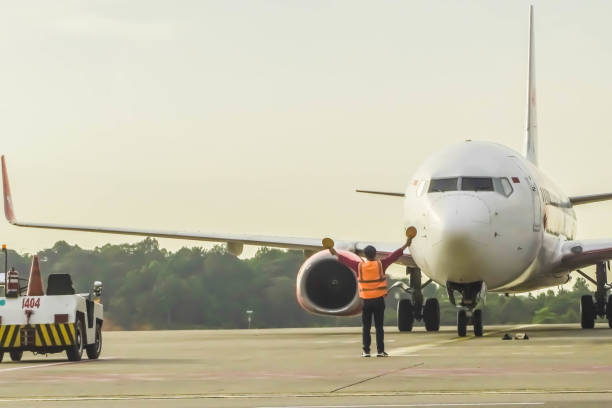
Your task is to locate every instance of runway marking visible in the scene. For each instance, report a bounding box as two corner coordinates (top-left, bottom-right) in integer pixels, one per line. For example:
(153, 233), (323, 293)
(330, 363), (424, 393)
(258, 404), (545, 408)
(0, 357), (115, 373)
(0, 396), (545, 405)
(0, 390), (608, 403)
(388, 325), (536, 357)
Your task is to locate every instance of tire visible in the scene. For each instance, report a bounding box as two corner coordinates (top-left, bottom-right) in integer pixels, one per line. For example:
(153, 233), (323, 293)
(86, 322), (102, 360)
(9, 350), (23, 362)
(457, 310), (467, 337)
(397, 299), (414, 332)
(66, 318), (84, 361)
(581, 295), (595, 329)
(423, 298), (440, 332)
(0, 352), (4, 363)
(607, 295), (612, 329)
(473, 309), (483, 337)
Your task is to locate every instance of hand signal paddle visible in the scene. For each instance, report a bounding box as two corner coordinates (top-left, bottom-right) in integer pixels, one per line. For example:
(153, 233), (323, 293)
(405, 226), (417, 239)
(322, 237), (335, 249)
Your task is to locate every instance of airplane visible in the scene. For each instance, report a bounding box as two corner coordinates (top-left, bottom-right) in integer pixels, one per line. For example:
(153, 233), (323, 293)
(3, 6), (612, 337)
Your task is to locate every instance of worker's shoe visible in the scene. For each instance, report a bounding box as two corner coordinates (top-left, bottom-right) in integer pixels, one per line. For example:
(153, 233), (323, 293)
(361, 351), (371, 357)
(376, 351), (389, 357)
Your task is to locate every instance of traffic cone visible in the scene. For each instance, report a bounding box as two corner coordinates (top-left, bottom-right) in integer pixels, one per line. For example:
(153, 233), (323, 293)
(27, 255), (45, 296)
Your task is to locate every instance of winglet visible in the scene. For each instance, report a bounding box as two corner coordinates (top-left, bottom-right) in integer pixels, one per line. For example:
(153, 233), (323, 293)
(1, 155), (17, 224)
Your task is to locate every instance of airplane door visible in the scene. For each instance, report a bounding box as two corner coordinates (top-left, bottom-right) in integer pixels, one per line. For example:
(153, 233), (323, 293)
(525, 175), (541, 232)
(510, 157), (541, 232)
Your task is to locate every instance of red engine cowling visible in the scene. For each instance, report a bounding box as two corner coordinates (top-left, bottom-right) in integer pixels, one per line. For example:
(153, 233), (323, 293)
(296, 250), (362, 316)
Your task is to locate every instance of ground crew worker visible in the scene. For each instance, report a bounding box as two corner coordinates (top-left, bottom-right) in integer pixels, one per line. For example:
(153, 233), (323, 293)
(327, 231), (414, 357)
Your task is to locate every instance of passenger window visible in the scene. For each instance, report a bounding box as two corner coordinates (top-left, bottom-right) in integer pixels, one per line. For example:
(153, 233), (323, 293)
(461, 177), (494, 192)
(428, 178), (458, 192)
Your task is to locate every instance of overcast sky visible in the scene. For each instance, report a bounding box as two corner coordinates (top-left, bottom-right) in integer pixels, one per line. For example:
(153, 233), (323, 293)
(1, 1), (611, 278)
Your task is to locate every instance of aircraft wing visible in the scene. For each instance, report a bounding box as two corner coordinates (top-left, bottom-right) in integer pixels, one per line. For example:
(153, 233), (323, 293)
(1, 156), (415, 266)
(560, 239), (612, 270)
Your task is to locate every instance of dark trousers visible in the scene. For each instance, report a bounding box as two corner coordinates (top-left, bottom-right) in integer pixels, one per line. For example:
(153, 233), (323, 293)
(362, 296), (386, 353)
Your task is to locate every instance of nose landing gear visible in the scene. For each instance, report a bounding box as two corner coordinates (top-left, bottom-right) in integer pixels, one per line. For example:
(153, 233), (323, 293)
(392, 267), (440, 332)
(456, 309), (483, 337)
(577, 262), (612, 329)
(447, 281), (486, 337)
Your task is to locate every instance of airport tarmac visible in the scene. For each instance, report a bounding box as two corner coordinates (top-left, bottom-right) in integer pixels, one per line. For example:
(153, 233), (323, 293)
(0, 324), (610, 407)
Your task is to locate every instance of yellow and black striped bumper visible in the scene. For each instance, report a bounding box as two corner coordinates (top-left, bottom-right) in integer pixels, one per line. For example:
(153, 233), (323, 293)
(0, 324), (75, 349)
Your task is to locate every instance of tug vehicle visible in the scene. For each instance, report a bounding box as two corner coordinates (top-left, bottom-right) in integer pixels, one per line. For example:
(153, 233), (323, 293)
(0, 245), (103, 362)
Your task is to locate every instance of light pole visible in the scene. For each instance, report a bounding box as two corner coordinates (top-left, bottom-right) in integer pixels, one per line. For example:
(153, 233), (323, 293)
(246, 310), (254, 329)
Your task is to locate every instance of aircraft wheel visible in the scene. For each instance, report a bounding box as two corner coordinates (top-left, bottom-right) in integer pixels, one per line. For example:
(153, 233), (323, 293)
(457, 310), (467, 337)
(397, 299), (414, 332)
(86, 322), (102, 360)
(423, 298), (440, 332)
(67, 318), (84, 361)
(607, 295), (612, 329)
(9, 350), (23, 362)
(473, 309), (483, 337)
(580, 295), (595, 329)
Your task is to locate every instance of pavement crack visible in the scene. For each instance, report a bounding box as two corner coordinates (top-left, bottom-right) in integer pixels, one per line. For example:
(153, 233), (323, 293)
(329, 362), (424, 393)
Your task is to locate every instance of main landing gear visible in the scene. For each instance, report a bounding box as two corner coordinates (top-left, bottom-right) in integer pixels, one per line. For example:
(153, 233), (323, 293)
(448, 281), (486, 337)
(393, 267), (440, 332)
(577, 262), (612, 329)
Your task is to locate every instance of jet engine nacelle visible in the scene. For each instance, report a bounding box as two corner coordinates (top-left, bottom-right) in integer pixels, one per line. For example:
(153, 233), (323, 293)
(296, 250), (362, 316)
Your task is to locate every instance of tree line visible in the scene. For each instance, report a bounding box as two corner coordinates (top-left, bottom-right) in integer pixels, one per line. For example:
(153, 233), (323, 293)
(2, 239), (594, 330)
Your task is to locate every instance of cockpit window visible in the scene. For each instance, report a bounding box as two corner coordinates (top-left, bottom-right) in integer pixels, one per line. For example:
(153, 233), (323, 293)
(426, 176), (514, 197)
(461, 177), (494, 192)
(428, 178), (459, 192)
(499, 178), (513, 197)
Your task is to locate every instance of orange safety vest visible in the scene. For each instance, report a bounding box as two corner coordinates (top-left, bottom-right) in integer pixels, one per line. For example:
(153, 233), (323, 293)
(357, 260), (388, 299)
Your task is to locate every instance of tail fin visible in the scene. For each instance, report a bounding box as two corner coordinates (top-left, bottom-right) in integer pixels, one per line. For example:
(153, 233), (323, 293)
(524, 5), (538, 166)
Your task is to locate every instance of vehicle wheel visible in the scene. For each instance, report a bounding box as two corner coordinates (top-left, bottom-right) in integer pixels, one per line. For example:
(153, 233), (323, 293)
(457, 310), (467, 337)
(581, 295), (595, 329)
(423, 298), (440, 332)
(0, 352), (4, 363)
(9, 350), (23, 362)
(66, 318), (84, 361)
(397, 299), (414, 332)
(473, 309), (483, 337)
(86, 322), (102, 360)
(607, 295), (612, 329)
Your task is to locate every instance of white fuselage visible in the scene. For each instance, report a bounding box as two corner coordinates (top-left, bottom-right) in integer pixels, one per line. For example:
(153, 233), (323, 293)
(403, 141), (576, 293)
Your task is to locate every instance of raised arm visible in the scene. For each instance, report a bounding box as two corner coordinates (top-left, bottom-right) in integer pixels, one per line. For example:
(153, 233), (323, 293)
(323, 237), (360, 274)
(380, 231), (414, 271)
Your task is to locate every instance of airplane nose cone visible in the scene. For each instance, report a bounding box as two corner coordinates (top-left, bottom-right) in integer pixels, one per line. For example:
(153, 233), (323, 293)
(429, 195), (491, 245)
(427, 194), (491, 282)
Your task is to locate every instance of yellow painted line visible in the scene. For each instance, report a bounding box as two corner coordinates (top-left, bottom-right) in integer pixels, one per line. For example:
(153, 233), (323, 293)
(39, 325), (52, 346)
(0, 326), (6, 344)
(3, 326), (14, 348)
(69, 323), (76, 339)
(49, 325), (62, 346)
(388, 334), (470, 356)
(388, 324), (536, 356)
(483, 324), (537, 338)
(59, 324), (71, 345)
